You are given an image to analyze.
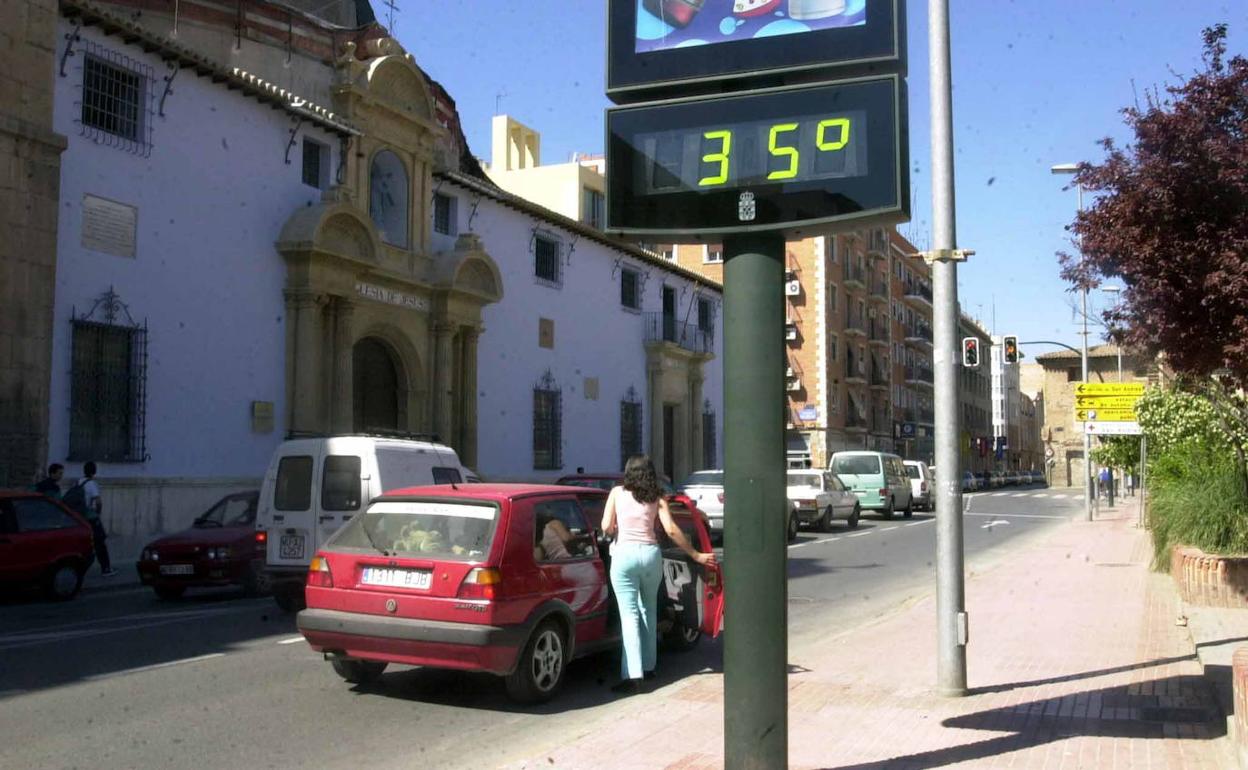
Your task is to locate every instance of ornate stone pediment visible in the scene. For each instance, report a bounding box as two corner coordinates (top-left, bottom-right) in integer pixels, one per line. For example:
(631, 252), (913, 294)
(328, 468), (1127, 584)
(277, 202), (381, 265)
(365, 56), (434, 122)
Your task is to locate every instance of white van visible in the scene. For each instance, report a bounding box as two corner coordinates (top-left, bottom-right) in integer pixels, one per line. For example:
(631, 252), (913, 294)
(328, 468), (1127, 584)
(257, 436), (476, 611)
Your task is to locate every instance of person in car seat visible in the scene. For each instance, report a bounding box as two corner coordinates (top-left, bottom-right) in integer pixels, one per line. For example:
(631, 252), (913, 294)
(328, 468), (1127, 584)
(601, 455), (715, 695)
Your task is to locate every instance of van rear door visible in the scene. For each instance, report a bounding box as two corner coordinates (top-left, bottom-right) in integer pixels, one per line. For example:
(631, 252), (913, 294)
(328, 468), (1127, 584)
(316, 452), (365, 552)
(265, 449), (322, 569)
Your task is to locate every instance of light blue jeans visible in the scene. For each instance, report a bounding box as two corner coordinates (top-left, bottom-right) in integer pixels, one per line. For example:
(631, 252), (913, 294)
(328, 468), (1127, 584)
(610, 542), (663, 680)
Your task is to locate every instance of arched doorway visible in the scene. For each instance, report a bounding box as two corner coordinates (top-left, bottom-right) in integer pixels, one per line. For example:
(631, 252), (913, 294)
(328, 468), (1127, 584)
(353, 337), (403, 432)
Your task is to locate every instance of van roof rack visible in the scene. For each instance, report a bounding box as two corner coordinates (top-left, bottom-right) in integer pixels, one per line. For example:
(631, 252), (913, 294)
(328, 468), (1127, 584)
(284, 430), (443, 443)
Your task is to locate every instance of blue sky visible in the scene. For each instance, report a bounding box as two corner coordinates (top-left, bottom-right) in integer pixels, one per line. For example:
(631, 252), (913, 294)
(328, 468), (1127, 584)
(396, 1), (1246, 356)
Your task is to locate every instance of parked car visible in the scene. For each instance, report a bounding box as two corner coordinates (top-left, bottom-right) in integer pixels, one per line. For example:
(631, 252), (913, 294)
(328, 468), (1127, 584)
(0, 490), (94, 600)
(296, 483), (724, 703)
(678, 470), (725, 538)
(829, 451), (913, 519)
(903, 461), (933, 511)
(257, 435), (478, 612)
(962, 471), (980, 493)
(136, 491), (264, 600)
(555, 472), (675, 495)
(786, 469), (861, 531)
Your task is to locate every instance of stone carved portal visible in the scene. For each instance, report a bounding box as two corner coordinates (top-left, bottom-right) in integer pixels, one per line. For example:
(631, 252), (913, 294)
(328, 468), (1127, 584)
(353, 336), (404, 432)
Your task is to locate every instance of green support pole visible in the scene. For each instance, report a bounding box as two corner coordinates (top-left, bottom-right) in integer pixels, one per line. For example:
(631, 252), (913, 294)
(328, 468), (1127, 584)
(722, 231), (787, 770)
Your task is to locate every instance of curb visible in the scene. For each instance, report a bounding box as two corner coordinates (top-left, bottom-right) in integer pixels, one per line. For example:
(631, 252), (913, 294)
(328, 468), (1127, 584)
(1234, 647), (1248, 769)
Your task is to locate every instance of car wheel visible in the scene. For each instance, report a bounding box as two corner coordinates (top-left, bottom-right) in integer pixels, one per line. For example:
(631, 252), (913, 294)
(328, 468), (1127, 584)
(817, 506), (834, 533)
(330, 658), (387, 685)
(903, 498), (914, 519)
(880, 499), (894, 520)
(154, 585), (186, 601)
(242, 562), (272, 597)
(44, 561), (84, 601)
(505, 619), (567, 703)
(787, 512), (799, 543)
(847, 505), (861, 529)
(274, 586), (306, 614)
(664, 621), (702, 652)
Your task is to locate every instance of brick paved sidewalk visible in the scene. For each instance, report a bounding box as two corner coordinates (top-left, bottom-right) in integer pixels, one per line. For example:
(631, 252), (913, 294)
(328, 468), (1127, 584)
(507, 500), (1233, 769)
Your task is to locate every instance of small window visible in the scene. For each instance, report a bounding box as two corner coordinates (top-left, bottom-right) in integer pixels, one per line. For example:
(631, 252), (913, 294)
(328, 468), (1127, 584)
(704, 244), (723, 263)
(1067, 369), (1081, 382)
(621, 268), (641, 310)
(535, 236), (561, 284)
(275, 456), (314, 511)
(82, 54), (147, 146)
(433, 193), (457, 235)
(10, 499), (80, 532)
(322, 455), (362, 511)
(661, 246), (675, 262)
(432, 467), (462, 485)
(302, 138), (326, 189)
(534, 499), (594, 561)
(697, 298), (713, 333)
(582, 188), (605, 229)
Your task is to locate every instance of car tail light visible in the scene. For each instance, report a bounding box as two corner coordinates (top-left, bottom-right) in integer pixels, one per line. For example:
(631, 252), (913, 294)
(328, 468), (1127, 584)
(457, 567), (501, 600)
(307, 555), (333, 588)
(921, 482), (928, 493)
(255, 530), (267, 544)
(879, 488), (889, 497)
(717, 492), (724, 504)
(705, 569), (720, 589)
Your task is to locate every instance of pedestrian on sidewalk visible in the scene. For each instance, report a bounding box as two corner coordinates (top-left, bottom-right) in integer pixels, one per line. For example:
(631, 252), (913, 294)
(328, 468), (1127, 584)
(601, 455), (715, 695)
(63, 461), (116, 577)
(34, 463), (64, 499)
(1099, 466), (1111, 501)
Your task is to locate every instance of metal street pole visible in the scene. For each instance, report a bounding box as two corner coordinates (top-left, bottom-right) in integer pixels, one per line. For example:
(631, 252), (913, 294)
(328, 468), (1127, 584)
(722, 231), (787, 769)
(1078, 183), (1092, 522)
(929, 0), (967, 697)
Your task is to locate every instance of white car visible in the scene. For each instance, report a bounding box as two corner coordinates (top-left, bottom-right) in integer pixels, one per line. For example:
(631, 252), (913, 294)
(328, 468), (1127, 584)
(679, 470), (724, 538)
(786, 469), (861, 531)
(904, 461), (933, 512)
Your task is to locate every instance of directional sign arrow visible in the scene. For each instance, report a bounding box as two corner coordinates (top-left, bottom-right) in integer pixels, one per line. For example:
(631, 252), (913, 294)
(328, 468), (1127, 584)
(1075, 408), (1138, 422)
(1075, 383), (1146, 396)
(1075, 396), (1140, 409)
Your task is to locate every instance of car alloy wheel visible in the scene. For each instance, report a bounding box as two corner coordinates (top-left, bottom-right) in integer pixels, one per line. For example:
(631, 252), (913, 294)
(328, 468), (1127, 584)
(506, 619), (568, 703)
(530, 627), (564, 692)
(46, 562), (82, 601)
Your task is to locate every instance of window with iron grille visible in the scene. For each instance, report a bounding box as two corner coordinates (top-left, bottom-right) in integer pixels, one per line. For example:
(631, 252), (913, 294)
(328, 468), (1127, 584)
(433, 193), (457, 235)
(703, 406), (717, 469)
(621, 268), (641, 310)
(533, 373), (562, 470)
(80, 49), (152, 154)
(697, 297), (713, 334)
(620, 388), (643, 470)
(69, 319), (148, 462)
(535, 235), (561, 284)
(302, 138), (326, 189)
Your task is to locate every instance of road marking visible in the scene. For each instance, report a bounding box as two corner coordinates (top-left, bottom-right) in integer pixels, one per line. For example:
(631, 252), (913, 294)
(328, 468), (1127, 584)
(788, 535), (842, 550)
(0, 606), (256, 651)
(278, 636), (306, 645)
(964, 512), (1068, 520)
(905, 521), (928, 527)
(881, 526), (899, 532)
(83, 652), (226, 682)
(1050, 494), (1068, 500)
(847, 531), (870, 538)
(1011, 493), (1029, 498)
(1033, 494), (1049, 498)
(981, 519), (1012, 529)
(991, 492), (1008, 497)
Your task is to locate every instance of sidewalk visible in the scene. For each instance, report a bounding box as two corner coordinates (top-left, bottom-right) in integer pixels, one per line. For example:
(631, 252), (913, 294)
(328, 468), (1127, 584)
(508, 497), (1233, 769)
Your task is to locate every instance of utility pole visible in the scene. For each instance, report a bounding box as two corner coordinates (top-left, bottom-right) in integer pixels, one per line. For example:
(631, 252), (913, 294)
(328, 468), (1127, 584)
(928, 0), (968, 697)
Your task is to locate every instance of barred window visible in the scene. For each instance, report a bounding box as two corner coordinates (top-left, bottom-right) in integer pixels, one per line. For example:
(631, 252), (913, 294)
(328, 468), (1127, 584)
(533, 374), (562, 470)
(620, 389), (643, 470)
(703, 407), (717, 469)
(82, 55), (143, 142)
(621, 268), (641, 310)
(302, 138), (326, 189)
(535, 235), (561, 284)
(69, 319), (148, 462)
(697, 298), (713, 334)
(433, 193), (457, 235)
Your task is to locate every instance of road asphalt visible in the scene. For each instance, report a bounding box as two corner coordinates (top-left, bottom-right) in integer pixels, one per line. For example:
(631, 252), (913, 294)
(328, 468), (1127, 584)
(0, 485), (1081, 769)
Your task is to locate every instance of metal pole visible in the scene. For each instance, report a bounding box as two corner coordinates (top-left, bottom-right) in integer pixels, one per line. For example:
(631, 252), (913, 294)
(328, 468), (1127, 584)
(722, 231), (787, 770)
(929, 0), (967, 697)
(1139, 435), (1148, 528)
(1079, 183), (1092, 522)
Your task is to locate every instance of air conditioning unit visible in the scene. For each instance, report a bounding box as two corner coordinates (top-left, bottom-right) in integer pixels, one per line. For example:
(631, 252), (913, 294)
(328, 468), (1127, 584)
(787, 378), (802, 392)
(785, 280), (801, 296)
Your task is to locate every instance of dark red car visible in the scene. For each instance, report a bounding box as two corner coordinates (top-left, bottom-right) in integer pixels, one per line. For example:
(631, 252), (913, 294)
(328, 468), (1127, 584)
(297, 483), (723, 702)
(0, 490), (95, 601)
(136, 491), (266, 600)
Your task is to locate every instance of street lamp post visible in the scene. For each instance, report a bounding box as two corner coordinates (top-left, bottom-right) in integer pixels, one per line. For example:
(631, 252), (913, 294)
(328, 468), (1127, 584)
(1051, 163), (1092, 522)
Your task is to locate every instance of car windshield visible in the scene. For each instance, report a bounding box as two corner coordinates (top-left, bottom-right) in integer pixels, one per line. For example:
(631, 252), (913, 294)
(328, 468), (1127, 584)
(328, 499), (499, 561)
(905, 465), (921, 479)
(787, 472), (822, 488)
(196, 495), (255, 527)
(832, 455), (881, 475)
(681, 471), (723, 487)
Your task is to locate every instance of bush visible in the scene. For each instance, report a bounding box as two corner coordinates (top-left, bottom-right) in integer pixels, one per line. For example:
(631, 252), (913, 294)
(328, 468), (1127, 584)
(1148, 442), (1248, 566)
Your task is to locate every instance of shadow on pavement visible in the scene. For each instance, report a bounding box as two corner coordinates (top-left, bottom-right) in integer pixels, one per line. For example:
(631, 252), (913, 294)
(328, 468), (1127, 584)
(820, 673), (1224, 770)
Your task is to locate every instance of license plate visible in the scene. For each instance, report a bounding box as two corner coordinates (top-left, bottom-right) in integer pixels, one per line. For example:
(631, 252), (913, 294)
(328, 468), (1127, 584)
(279, 534), (305, 560)
(361, 567), (432, 590)
(159, 564), (194, 576)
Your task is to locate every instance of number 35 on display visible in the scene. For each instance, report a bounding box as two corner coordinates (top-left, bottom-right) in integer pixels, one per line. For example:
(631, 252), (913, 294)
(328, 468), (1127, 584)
(698, 118), (852, 187)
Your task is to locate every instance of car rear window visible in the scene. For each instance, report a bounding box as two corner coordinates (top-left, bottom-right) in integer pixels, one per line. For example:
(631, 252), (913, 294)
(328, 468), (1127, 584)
(431, 466), (462, 485)
(832, 455), (881, 475)
(905, 465), (921, 479)
(787, 472), (821, 488)
(275, 456), (313, 511)
(328, 500), (498, 561)
(682, 471), (723, 486)
(322, 455), (362, 511)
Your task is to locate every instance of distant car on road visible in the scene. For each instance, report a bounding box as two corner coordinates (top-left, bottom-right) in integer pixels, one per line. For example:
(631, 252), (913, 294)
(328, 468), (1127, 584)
(903, 461), (933, 511)
(962, 471), (980, 493)
(0, 490), (94, 601)
(829, 451), (914, 519)
(678, 470), (725, 538)
(786, 469), (861, 531)
(136, 491), (265, 600)
(296, 483), (724, 703)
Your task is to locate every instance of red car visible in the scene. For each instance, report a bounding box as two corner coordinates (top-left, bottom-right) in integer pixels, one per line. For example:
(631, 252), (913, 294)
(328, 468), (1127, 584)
(0, 490), (95, 601)
(555, 472), (676, 495)
(297, 483), (723, 702)
(136, 491), (266, 600)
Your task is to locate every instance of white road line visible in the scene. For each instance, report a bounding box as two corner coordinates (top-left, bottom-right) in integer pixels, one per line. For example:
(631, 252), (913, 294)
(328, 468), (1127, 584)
(278, 636), (306, 645)
(964, 512), (1068, 520)
(1050, 494), (1068, 500)
(1033, 494), (1049, 498)
(787, 535), (842, 550)
(83, 652), (226, 683)
(881, 526), (899, 532)
(846, 531), (870, 538)
(905, 521), (928, 527)
(1011, 493), (1029, 498)
(991, 492), (1008, 497)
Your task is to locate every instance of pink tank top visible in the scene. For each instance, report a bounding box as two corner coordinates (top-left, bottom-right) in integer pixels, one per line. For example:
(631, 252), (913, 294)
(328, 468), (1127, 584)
(612, 487), (659, 545)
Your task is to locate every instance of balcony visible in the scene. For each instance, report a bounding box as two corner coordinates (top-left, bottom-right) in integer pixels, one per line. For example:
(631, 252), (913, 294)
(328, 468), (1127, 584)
(844, 315), (867, 338)
(870, 364), (889, 390)
(905, 365), (934, 388)
(868, 276), (889, 304)
(867, 229), (890, 259)
(644, 312), (714, 355)
(903, 280), (933, 308)
(904, 322), (933, 348)
(868, 319), (889, 347)
(845, 358), (867, 385)
(842, 263), (866, 290)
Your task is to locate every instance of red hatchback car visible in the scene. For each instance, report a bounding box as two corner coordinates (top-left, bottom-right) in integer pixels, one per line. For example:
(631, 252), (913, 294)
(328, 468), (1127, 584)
(0, 490), (95, 600)
(297, 483), (723, 702)
(136, 491), (266, 600)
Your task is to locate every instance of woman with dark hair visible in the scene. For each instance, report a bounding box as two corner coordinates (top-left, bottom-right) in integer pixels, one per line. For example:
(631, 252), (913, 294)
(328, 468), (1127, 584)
(601, 454), (715, 694)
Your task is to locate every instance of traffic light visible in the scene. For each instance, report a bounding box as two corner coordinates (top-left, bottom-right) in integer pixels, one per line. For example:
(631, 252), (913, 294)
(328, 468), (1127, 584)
(1003, 335), (1019, 364)
(962, 337), (980, 368)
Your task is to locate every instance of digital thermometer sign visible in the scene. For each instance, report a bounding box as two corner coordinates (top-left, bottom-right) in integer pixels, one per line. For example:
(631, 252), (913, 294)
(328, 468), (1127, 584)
(606, 77), (907, 239)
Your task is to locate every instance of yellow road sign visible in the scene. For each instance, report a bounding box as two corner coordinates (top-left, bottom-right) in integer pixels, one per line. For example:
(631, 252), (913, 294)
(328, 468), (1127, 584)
(1074, 382), (1145, 397)
(1075, 395), (1141, 409)
(1075, 408), (1138, 422)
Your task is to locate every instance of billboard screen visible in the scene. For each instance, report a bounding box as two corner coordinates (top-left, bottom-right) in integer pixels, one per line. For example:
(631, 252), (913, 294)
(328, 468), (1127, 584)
(635, 0), (866, 55)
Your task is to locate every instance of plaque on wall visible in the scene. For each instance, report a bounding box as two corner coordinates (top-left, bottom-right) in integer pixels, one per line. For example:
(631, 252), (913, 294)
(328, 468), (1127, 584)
(81, 194), (137, 258)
